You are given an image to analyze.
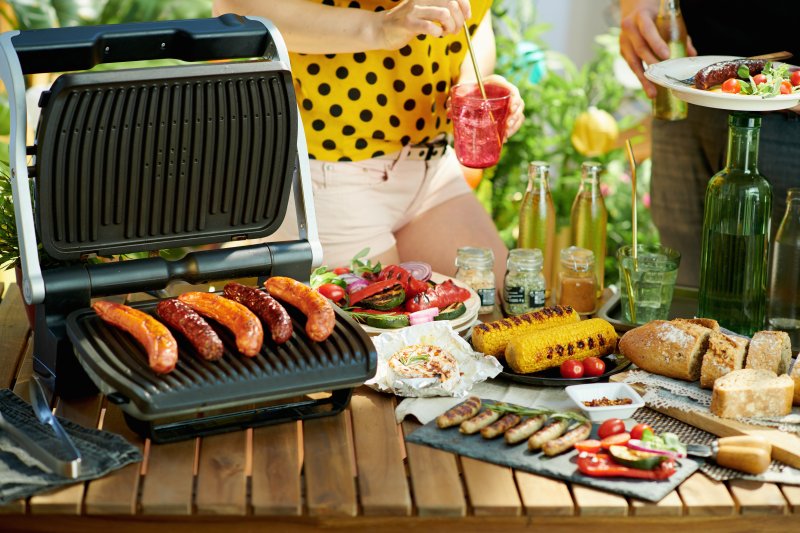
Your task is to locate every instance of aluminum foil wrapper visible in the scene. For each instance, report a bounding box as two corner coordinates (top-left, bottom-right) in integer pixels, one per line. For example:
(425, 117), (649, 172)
(366, 321), (502, 398)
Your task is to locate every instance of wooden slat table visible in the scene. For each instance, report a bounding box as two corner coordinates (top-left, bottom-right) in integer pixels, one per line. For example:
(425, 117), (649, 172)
(0, 283), (798, 532)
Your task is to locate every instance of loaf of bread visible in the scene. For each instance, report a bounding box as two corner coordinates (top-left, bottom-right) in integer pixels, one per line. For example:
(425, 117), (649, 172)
(618, 319), (712, 381)
(710, 369), (793, 418)
(699, 331), (749, 389)
(745, 331), (792, 374)
(790, 357), (800, 406)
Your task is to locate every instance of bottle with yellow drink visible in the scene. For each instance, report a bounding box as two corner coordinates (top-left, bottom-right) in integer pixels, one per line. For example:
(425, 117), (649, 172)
(654, 0), (688, 120)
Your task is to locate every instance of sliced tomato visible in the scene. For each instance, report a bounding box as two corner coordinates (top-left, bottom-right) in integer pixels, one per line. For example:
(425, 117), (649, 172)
(333, 266), (351, 275)
(317, 283), (345, 302)
(574, 439), (602, 454)
(752, 73), (767, 86)
(780, 80), (793, 95)
(721, 78), (741, 94)
(600, 432), (631, 450)
(597, 418), (625, 439)
(792, 70), (800, 87)
(630, 423), (654, 441)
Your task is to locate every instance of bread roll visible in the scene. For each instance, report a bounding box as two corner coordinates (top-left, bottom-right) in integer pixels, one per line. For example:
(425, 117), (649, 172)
(710, 369), (793, 418)
(745, 331), (792, 374)
(790, 357), (800, 406)
(618, 319), (712, 381)
(699, 332), (749, 389)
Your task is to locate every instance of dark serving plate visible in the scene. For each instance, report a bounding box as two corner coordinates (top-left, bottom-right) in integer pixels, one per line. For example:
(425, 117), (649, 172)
(497, 352), (632, 387)
(596, 285), (700, 333)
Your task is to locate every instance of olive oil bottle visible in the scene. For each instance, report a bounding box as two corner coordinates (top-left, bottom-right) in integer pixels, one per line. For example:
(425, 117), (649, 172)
(698, 113), (771, 336)
(570, 162), (608, 295)
(654, 0), (688, 120)
(518, 161), (556, 298)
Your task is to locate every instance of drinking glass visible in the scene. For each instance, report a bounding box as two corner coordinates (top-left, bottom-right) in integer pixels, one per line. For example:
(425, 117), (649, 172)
(617, 244), (681, 324)
(450, 82), (511, 168)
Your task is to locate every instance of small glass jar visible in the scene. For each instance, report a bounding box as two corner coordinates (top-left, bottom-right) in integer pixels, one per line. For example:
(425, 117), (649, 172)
(557, 246), (597, 315)
(455, 246), (495, 314)
(503, 248), (546, 316)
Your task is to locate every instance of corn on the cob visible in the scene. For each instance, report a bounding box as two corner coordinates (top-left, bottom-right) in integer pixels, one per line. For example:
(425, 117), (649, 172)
(505, 318), (618, 374)
(472, 306), (580, 357)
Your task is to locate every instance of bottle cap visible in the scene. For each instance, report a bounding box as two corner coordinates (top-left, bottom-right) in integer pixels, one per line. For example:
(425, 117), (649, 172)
(560, 246), (595, 272)
(456, 246), (494, 269)
(507, 248), (543, 271)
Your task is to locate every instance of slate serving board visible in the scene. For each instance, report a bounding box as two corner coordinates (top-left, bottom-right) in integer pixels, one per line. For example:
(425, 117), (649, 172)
(405, 401), (699, 503)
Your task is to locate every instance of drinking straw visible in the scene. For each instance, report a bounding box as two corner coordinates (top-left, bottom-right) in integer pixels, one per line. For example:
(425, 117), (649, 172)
(462, 22), (502, 148)
(623, 139), (638, 323)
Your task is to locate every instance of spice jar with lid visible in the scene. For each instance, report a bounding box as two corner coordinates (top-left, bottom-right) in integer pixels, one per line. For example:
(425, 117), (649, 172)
(455, 247), (495, 314)
(503, 248), (546, 316)
(557, 246), (597, 315)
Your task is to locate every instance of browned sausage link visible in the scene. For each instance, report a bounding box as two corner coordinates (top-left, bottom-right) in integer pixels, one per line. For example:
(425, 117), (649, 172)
(459, 409), (501, 435)
(223, 282), (293, 344)
(527, 419), (570, 451)
(694, 59), (766, 90)
(436, 396), (482, 428)
(505, 414), (547, 445)
(264, 276), (335, 342)
(542, 422), (592, 457)
(481, 413), (521, 439)
(156, 299), (224, 361)
(177, 292), (264, 357)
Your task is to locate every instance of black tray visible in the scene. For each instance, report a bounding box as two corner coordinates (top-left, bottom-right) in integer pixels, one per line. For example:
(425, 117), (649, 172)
(497, 353), (631, 387)
(597, 286), (700, 332)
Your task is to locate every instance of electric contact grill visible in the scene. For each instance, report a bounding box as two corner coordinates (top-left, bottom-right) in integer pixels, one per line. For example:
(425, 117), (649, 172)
(0, 15), (376, 442)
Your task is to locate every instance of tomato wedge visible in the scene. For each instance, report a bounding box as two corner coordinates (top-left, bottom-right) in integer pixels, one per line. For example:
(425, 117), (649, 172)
(574, 439), (602, 454)
(600, 432), (631, 450)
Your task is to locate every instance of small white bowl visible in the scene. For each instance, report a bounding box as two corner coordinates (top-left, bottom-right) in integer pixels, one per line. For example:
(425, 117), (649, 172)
(565, 383), (644, 422)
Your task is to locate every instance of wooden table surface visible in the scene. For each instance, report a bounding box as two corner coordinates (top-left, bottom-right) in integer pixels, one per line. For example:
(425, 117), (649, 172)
(1, 283), (798, 533)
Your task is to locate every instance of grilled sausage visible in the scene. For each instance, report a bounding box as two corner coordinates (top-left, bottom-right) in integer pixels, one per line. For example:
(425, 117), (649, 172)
(264, 276), (335, 342)
(177, 292), (263, 357)
(694, 59), (766, 90)
(156, 299), (223, 361)
(460, 409), (501, 435)
(436, 396), (482, 428)
(527, 419), (570, 451)
(481, 413), (521, 439)
(92, 301), (178, 374)
(542, 422), (592, 457)
(223, 282), (293, 344)
(505, 414), (547, 445)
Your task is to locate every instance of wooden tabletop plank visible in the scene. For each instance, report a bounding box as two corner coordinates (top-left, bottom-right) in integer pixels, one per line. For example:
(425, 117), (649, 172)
(195, 430), (248, 515)
(780, 485), (800, 513)
(251, 421), (302, 516)
(631, 490), (684, 516)
(28, 394), (103, 515)
(728, 480), (788, 515)
(572, 484), (630, 516)
(139, 437), (197, 515)
(83, 404), (143, 515)
(349, 389), (411, 516)
(303, 411), (358, 517)
(514, 471), (574, 516)
(0, 284), (31, 389)
(678, 473), (736, 516)
(402, 420), (466, 517)
(460, 457), (521, 516)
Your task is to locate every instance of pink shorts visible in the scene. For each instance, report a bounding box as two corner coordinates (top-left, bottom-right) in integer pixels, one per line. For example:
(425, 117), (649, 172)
(271, 146), (472, 268)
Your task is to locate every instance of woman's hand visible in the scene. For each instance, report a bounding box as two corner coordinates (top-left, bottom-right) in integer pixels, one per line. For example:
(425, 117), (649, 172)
(483, 74), (524, 139)
(379, 0), (472, 50)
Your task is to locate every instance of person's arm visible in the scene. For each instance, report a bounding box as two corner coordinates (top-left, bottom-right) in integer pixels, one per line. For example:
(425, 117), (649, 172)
(619, 0), (696, 98)
(212, 0), (471, 53)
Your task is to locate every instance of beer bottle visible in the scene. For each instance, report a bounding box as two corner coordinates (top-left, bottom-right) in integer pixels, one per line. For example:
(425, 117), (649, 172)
(654, 0), (688, 120)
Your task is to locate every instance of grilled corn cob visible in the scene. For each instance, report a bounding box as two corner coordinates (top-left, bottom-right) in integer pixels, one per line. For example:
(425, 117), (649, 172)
(472, 305), (580, 358)
(505, 318), (618, 374)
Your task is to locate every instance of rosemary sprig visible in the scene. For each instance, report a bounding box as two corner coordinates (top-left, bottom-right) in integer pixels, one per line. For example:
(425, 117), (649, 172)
(485, 403), (589, 425)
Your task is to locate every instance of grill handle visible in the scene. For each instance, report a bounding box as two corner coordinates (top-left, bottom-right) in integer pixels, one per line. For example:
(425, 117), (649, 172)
(10, 14), (276, 74)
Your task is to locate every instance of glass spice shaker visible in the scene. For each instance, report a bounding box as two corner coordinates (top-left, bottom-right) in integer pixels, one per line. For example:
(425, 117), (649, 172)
(455, 246), (496, 314)
(503, 248), (546, 316)
(557, 246), (597, 315)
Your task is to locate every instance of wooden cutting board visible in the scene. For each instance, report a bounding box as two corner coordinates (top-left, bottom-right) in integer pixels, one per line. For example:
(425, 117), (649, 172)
(610, 372), (800, 469)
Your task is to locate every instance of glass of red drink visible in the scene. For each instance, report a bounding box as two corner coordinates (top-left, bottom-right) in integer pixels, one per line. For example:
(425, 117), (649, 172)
(450, 82), (511, 169)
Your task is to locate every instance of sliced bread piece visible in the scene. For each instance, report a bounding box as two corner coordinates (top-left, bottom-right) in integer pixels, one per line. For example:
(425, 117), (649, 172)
(710, 368), (794, 418)
(745, 331), (792, 374)
(618, 319), (712, 381)
(699, 331), (749, 389)
(790, 357), (800, 406)
(673, 317), (720, 331)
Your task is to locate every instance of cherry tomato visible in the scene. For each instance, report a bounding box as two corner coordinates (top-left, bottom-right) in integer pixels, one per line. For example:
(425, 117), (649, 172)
(791, 71), (800, 87)
(333, 267), (351, 275)
(721, 78), (741, 94)
(752, 73), (768, 86)
(574, 439), (602, 454)
(317, 283), (345, 302)
(597, 418), (625, 440)
(582, 357), (606, 377)
(600, 432), (631, 450)
(780, 80), (793, 94)
(630, 423), (654, 441)
(560, 359), (584, 379)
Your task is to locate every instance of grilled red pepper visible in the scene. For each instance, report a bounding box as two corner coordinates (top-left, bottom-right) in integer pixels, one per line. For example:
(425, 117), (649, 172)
(378, 265), (429, 298)
(349, 279), (400, 307)
(405, 279), (471, 313)
(577, 453), (676, 480)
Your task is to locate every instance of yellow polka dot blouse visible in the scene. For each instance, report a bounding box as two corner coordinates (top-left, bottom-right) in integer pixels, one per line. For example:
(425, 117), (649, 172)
(290, 0), (492, 161)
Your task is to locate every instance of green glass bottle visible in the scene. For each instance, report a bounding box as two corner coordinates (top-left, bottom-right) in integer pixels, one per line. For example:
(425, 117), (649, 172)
(698, 113), (772, 336)
(570, 161), (608, 296)
(518, 161), (556, 298)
